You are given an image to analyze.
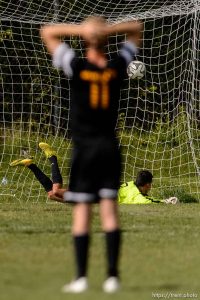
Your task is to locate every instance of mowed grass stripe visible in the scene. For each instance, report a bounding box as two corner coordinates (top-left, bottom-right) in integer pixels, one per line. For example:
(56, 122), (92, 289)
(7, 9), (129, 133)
(0, 203), (200, 300)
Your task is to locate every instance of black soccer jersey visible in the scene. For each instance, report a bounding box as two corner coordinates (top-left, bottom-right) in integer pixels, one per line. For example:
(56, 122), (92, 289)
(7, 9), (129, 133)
(69, 56), (127, 138)
(53, 41), (137, 139)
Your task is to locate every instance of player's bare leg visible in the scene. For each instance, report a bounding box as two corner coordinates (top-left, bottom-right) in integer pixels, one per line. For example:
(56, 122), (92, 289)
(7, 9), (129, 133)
(52, 183), (62, 193)
(100, 199), (121, 293)
(48, 189), (65, 203)
(100, 198), (119, 231)
(72, 203), (92, 235)
(47, 187), (68, 203)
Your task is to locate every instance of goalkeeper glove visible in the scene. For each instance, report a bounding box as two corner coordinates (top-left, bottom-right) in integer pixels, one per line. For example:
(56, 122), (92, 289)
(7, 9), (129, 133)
(164, 197), (179, 205)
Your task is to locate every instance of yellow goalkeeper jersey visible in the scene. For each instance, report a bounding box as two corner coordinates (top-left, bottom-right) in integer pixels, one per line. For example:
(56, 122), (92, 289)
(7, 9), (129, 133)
(118, 181), (164, 204)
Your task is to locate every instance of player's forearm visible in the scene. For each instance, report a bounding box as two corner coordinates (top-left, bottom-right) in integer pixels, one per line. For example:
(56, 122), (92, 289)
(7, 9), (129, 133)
(40, 24), (81, 54)
(108, 21), (143, 47)
(108, 21), (143, 35)
(40, 24), (81, 39)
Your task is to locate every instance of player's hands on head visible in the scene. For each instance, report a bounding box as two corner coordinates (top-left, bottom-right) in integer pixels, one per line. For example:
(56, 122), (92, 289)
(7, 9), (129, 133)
(81, 17), (108, 48)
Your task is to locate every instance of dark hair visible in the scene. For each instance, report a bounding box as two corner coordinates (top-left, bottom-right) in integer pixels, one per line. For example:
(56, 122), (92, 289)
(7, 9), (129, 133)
(135, 170), (153, 187)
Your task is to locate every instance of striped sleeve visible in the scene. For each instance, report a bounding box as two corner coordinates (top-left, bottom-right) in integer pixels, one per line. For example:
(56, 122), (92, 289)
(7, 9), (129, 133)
(52, 43), (76, 78)
(119, 41), (138, 67)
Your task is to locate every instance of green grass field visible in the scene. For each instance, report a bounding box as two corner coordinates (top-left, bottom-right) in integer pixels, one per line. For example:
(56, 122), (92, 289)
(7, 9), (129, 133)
(0, 127), (199, 299)
(0, 199), (200, 300)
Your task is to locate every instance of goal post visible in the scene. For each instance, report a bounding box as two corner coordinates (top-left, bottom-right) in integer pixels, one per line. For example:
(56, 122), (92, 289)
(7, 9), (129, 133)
(0, 0), (199, 202)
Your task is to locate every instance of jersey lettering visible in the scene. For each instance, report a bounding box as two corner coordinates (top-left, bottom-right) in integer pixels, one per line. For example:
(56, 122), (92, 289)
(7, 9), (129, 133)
(80, 69), (117, 109)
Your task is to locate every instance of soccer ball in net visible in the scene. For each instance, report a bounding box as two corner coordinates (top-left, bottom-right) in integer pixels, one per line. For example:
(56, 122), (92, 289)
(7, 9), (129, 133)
(127, 60), (145, 79)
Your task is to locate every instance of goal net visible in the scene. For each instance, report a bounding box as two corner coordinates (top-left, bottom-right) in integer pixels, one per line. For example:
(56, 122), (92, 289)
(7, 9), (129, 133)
(0, 0), (199, 202)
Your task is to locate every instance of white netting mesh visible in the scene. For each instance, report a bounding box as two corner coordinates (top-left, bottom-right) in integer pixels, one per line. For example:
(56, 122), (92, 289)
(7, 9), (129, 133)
(0, 1), (197, 22)
(0, 0), (199, 202)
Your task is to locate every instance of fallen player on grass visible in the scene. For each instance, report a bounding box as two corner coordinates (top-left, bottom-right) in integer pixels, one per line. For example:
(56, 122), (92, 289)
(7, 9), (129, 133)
(118, 170), (179, 204)
(10, 145), (178, 205)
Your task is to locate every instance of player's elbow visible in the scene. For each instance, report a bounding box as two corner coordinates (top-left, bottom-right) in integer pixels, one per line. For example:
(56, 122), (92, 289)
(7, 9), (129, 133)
(40, 26), (50, 40)
(134, 21), (143, 32)
(47, 190), (55, 200)
(40, 25), (56, 44)
(48, 194), (54, 200)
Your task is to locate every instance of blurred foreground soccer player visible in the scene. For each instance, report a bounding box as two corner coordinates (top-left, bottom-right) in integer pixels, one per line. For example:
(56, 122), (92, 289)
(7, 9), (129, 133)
(40, 16), (143, 293)
(118, 170), (179, 204)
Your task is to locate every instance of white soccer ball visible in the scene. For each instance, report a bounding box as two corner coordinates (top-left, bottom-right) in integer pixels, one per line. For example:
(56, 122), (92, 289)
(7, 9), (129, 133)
(127, 60), (145, 79)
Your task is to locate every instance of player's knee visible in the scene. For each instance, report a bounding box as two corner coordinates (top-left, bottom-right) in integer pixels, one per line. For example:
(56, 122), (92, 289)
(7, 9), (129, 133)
(102, 220), (119, 232)
(101, 213), (119, 231)
(47, 191), (54, 200)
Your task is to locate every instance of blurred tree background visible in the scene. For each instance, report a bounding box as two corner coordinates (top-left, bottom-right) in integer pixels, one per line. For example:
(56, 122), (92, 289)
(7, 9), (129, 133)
(0, 1), (199, 134)
(0, 0), (199, 193)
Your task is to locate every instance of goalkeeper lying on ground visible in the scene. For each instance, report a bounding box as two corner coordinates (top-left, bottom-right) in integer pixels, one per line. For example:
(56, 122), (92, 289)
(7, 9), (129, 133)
(10, 144), (178, 204)
(118, 170), (179, 204)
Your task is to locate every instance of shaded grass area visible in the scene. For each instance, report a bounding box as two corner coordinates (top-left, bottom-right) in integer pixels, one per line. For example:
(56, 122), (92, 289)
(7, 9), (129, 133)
(0, 128), (199, 203)
(0, 124), (200, 202)
(0, 202), (200, 300)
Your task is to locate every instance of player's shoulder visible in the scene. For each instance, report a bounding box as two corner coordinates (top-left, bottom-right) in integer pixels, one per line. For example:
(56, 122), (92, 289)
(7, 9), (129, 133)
(109, 51), (124, 61)
(70, 57), (89, 76)
(120, 181), (134, 189)
(109, 52), (127, 69)
(118, 41), (138, 68)
(120, 41), (138, 55)
(110, 42), (137, 66)
(72, 57), (96, 70)
(71, 56), (83, 67)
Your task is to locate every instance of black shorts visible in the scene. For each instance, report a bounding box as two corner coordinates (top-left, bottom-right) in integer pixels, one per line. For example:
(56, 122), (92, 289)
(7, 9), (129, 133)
(64, 136), (121, 203)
